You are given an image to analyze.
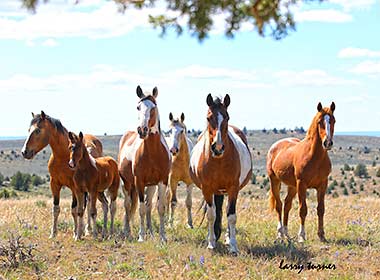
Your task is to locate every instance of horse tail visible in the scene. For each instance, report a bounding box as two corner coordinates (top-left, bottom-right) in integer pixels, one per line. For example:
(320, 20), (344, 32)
(269, 175), (281, 212)
(214, 194), (224, 242)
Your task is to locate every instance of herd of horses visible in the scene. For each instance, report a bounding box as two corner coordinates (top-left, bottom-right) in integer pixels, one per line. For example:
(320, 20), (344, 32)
(20, 86), (336, 255)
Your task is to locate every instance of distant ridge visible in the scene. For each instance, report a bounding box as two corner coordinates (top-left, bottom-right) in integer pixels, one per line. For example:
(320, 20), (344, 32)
(335, 131), (380, 137)
(0, 136), (26, 141)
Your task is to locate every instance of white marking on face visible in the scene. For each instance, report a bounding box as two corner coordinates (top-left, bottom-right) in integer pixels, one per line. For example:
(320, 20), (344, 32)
(138, 99), (158, 134)
(215, 112), (224, 146)
(169, 123), (184, 151)
(21, 125), (37, 153)
(228, 127), (252, 187)
(324, 115), (331, 140)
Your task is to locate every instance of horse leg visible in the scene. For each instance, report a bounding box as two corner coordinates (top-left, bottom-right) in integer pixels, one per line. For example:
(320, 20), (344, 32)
(90, 191), (98, 239)
(49, 180), (61, 239)
(71, 195), (78, 239)
(226, 191), (238, 255)
(157, 182), (168, 243)
(317, 181), (328, 242)
(85, 192), (92, 236)
(98, 192), (109, 239)
(269, 175), (284, 239)
(137, 181), (146, 242)
(283, 186), (297, 238)
(214, 194), (224, 242)
(168, 176), (178, 226)
(203, 191), (216, 250)
(145, 186), (156, 237)
(122, 183), (132, 239)
(186, 184), (194, 228)
(75, 191), (85, 241)
(297, 180), (308, 242)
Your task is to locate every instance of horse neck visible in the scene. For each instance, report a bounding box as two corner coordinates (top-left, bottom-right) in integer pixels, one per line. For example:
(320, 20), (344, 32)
(150, 109), (161, 135)
(305, 115), (326, 158)
(77, 146), (96, 171)
(175, 134), (190, 162)
(48, 126), (70, 160)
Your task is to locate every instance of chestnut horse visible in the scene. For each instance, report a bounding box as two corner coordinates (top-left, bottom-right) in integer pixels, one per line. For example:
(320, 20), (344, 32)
(267, 102), (336, 242)
(68, 132), (120, 240)
(21, 111), (105, 238)
(118, 86), (171, 242)
(165, 112), (195, 228)
(190, 94), (252, 254)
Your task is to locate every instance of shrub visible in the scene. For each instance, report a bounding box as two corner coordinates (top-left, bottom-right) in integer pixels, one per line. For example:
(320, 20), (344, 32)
(340, 181), (345, 189)
(10, 172), (31, 192)
(376, 168), (380, 178)
(0, 172), (4, 186)
(332, 192), (339, 198)
(354, 164), (369, 178)
(343, 164), (351, 171)
(31, 174), (45, 186)
(343, 187), (349, 196)
(360, 184), (364, 191)
(332, 180), (338, 186)
(372, 161), (376, 167)
(251, 173), (257, 184)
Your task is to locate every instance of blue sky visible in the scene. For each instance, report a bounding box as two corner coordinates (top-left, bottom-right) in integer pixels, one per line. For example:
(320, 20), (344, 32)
(0, 0), (379, 136)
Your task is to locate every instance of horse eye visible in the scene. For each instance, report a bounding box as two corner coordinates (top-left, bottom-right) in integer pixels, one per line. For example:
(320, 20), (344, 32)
(137, 105), (141, 111)
(35, 128), (41, 134)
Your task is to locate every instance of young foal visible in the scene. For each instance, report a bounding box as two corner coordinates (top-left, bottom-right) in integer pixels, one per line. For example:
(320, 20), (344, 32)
(68, 132), (120, 240)
(267, 102), (336, 242)
(118, 86), (171, 242)
(165, 113), (195, 228)
(190, 94), (252, 254)
(21, 111), (105, 238)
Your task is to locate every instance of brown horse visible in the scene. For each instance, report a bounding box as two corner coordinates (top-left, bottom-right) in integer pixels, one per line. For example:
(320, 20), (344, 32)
(190, 94), (252, 254)
(267, 102), (336, 242)
(118, 86), (171, 242)
(165, 113), (194, 228)
(68, 132), (120, 240)
(21, 111), (105, 238)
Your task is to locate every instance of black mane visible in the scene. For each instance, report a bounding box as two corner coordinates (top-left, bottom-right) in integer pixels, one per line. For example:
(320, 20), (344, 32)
(31, 114), (67, 135)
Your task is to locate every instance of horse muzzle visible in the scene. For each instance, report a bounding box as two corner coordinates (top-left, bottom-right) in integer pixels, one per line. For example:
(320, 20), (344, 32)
(137, 126), (149, 139)
(323, 139), (333, 150)
(21, 148), (35, 159)
(211, 142), (225, 158)
(170, 146), (179, 156)
(68, 159), (76, 169)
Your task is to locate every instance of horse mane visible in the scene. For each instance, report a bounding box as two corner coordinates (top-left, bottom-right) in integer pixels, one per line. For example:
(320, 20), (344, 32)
(305, 112), (321, 140)
(31, 114), (67, 135)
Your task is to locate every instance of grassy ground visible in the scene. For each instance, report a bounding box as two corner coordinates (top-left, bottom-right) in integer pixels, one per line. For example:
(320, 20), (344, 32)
(0, 187), (379, 279)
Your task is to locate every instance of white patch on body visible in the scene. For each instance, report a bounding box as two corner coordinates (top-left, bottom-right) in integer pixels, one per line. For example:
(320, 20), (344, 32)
(88, 154), (98, 170)
(228, 127), (252, 187)
(190, 131), (206, 177)
(119, 136), (144, 174)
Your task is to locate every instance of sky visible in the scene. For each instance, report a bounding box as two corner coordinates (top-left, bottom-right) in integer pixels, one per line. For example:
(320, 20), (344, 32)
(0, 0), (379, 137)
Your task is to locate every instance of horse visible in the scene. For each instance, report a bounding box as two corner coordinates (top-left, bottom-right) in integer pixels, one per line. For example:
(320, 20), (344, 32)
(266, 102), (336, 243)
(189, 94), (252, 254)
(21, 111), (106, 239)
(68, 131), (120, 240)
(165, 112), (195, 228)
(118, 86), (171, 242)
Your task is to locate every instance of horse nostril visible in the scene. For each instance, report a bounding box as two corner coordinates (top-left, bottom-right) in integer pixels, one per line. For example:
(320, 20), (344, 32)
(143, 127), (148, 133)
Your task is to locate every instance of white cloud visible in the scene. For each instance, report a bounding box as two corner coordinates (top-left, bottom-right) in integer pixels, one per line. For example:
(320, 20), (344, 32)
(350, 60), (380, 76)
(274, 69), (360, 86)
(338, 47), (380, 58)
(295, 9), (353, 23)
(329, 0), (377, 11)
(41, 38), (59, 47)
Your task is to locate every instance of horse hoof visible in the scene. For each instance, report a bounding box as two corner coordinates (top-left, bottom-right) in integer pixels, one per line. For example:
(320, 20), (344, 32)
(138, 236), (145, 242)
(186, 223), (194, 229)
(160, 236), (167, 244)
(49, 233), (56, 239)
(207, 243), (215, 250)
(229, 250), (238, 257)
(319, 236), (327, 243)
(298, 236), (306, 243)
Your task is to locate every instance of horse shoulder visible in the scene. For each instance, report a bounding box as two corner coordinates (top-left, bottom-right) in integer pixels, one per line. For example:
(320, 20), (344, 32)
(190, 133), (206, 178)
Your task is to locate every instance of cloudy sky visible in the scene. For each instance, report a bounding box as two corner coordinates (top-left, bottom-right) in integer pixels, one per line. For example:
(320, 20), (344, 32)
(0, 0), (379, 136)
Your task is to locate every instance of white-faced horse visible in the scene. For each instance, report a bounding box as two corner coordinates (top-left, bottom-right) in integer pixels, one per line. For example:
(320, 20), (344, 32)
(190, 94), (252, 254)
(118, 86), (171, 242)
(165, 112), (195, 228)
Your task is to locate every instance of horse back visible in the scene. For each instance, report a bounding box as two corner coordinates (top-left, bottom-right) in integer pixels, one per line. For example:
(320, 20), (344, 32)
(83, 134), (103, 158)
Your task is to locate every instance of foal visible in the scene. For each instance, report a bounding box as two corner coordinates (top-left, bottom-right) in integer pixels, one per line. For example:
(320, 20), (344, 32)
(267, 102), (336, 242)
(68, 132), (120, 240)
(165, 113), (195, 228)
(190, 94), (252, 254)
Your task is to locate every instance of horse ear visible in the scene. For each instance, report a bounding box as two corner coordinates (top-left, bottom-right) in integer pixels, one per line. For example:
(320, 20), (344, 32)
(206, 94), (214, 107)
(180, 112), (185, 122)
(330, 102), (336, 113)
(136, 85), (145, 99)
(169, 112), (173, 121)
(41, 110), (46, 120)
(224, 94), (231, 108)
(68, 132), (74, 141)
(317, 102), (323, 112)
(31, 112), (35, 118)
(79, 132), (83, 141)
(152, 87), (158, 98)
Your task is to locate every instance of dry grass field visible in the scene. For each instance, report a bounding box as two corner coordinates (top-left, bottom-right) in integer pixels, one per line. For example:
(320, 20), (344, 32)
(0, 131), (380, 279)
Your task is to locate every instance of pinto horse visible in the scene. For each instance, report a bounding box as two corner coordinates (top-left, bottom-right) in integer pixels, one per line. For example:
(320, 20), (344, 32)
(68, 132), (119, 240)
(190, 94), (252, 254)
(267, 102), (336, 242)
(118, 86), (171, 242)
(165, 112), (195, 228)
(21, 111), (105, 238)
